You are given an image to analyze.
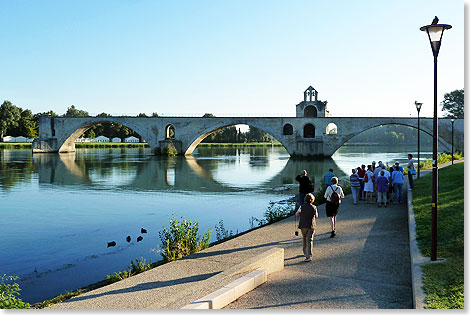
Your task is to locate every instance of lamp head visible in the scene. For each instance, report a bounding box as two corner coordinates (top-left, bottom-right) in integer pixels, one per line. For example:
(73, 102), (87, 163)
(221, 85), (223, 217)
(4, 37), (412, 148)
(420, 19), (452, 57)
(415, 101), (423, 112)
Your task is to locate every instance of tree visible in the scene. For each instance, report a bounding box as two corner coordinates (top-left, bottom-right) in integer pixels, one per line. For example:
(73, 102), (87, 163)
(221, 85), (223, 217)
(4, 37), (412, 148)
(202, 113), (215, 118)
(151, 112), (159, 117)
(441, 88), (464, 119)
(0, 101), (22, 140)
(137, 113), (148, 117)
(17, 109), (37, 138)
(64, 105), (89, 117)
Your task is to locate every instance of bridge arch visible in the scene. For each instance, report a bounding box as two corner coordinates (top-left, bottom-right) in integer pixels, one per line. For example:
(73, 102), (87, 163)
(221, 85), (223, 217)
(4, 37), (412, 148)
(326, 121), (452, 156)
(165, 124), (175, 139)
(55, 118), (153, 153)
(183, 121), (289, 155)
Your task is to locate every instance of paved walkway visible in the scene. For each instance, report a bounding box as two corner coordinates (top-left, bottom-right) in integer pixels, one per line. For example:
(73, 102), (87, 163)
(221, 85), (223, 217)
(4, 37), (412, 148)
(50, 190), (412, 309)
(225, 192), (412, 309)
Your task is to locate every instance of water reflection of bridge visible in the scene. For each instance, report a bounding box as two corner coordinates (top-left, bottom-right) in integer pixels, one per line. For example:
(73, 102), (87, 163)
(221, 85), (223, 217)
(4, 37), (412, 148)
(32, 153), (346, 193)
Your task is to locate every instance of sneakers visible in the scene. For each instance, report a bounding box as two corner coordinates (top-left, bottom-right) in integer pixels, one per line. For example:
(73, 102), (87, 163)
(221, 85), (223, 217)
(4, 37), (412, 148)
(330, 230), (336, 238)
(304, 257), (312, 262)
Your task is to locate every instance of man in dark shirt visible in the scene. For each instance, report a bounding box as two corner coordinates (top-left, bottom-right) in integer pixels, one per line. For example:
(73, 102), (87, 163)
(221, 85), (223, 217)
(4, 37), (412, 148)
(295, 170), (314, 210)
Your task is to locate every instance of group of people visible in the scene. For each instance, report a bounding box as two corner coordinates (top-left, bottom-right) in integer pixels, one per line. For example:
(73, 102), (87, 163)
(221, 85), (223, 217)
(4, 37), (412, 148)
(349, 154), (415, 207)
(292, 154), (415, 262)
(294, 170), (344, 262)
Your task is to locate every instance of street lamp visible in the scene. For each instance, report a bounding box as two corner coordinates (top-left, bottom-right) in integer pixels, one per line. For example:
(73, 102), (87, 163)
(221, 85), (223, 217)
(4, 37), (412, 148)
(451, 118), (455, 164)
(415, 101), (423, 178)
(420, 17), (452, 262)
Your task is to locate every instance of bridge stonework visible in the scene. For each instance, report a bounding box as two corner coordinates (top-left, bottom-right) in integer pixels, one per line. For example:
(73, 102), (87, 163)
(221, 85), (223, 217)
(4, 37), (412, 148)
(33, 116), (464, 157)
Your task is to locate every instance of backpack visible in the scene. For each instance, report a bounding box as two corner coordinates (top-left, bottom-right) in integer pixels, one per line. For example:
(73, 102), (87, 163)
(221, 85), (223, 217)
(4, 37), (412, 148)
(363, 173), (369, 183)
(330, 186), (340, 204)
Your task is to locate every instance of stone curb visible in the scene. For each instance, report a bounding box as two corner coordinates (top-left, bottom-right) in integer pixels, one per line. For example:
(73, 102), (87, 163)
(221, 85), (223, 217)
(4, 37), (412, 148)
(181, 247), (284, 309)
(406, 189), (427, 309)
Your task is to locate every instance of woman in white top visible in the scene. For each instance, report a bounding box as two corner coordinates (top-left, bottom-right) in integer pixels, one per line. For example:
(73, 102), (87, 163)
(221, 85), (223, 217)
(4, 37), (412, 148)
(363, 165), (375, 204)
(324, 177), (345, 238)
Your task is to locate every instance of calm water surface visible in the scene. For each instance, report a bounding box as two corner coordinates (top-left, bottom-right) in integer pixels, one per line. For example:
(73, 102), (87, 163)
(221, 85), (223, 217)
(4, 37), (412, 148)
(0, 145), (433, 303)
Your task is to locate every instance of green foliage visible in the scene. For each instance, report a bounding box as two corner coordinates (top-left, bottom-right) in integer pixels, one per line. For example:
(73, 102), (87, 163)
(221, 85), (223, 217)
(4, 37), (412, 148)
(214, 220), (233, 241)
(347, 125), (433, 147)
(158, 215), (212, 262)
(0, 101), (22, 139)
(440, 88), (464, 119)
(413, 163), (464, 309)
(201, 125), (274, 144)
(105, 257), (153, 284)
(260, 201), (295, 225)
(418, 152), (463, 169)
(0, 274), (31, 309)
(64, 105), (89, 117)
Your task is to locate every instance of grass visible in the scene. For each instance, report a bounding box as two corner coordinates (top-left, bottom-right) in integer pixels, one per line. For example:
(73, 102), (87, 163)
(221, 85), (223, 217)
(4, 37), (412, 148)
(412, 162), (464, 309)
(0, 143), (32, 149)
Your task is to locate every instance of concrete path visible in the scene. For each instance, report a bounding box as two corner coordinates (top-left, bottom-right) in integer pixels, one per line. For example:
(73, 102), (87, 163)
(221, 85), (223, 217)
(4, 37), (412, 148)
(50, 184), (414, 310)
(225, 194), (412, 309)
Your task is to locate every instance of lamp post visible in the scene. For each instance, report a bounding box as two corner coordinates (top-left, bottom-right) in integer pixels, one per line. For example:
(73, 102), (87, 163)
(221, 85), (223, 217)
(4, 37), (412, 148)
(451, 118), (455, 164)
(415, 101), (423, 178)
(420, 17), (452, 261)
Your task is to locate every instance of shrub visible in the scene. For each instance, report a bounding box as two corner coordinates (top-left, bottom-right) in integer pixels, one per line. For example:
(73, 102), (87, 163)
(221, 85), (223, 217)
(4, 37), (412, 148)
(419, 152), (463, 169)
(105, 257), (153, 284)
(262, 201), (295, 225)
(0, 275), (30, 309)
(214, 220), (233, 241)
(158, 214), (211, 262)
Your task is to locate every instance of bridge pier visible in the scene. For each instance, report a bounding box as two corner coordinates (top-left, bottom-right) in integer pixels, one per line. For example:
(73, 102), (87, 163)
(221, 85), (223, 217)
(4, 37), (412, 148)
(32, 138), (60, 153)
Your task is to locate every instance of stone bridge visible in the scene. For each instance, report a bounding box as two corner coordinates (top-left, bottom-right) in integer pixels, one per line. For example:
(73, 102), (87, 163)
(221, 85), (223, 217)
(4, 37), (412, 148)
(32, 87), (464, 157)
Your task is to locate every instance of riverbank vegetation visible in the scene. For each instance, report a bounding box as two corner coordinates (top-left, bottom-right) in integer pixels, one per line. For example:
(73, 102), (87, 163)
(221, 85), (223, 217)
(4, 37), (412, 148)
(413, 162), (464, 309)
(158, 215), (212, 262)
(0, 275), (31, 309)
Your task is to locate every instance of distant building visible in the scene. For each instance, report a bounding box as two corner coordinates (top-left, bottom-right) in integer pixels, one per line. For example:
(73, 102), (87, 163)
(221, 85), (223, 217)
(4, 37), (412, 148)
(15, 136), (29, 143)
(112, 137), (122, 143)
(124, 136), (139, 143)
(3, 136), (14, 142)
(93, 136), (110, 143)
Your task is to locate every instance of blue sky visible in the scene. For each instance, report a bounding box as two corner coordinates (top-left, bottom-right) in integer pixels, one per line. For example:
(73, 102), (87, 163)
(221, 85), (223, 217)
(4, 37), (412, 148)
(0, 0), (465, 118)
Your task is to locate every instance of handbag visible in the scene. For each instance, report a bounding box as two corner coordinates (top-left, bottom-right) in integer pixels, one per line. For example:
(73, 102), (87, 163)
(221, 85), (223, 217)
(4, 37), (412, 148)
(409, 169), (416, 175)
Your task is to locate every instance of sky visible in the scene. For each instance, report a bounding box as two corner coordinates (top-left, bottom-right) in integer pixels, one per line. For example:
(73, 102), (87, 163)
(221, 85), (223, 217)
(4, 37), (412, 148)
(0, 0), (465, 119)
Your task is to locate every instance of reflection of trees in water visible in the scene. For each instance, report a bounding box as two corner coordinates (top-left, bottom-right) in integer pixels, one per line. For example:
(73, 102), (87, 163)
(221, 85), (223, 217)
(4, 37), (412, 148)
(0, 150), (35, 191)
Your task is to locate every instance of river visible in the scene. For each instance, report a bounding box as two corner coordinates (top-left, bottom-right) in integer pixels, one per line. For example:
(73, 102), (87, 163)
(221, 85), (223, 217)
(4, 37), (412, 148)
(0, 144), (433, 304)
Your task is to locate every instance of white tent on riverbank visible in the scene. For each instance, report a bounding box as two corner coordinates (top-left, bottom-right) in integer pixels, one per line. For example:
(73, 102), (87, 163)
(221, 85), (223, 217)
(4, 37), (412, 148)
(124, 136), (139, 143)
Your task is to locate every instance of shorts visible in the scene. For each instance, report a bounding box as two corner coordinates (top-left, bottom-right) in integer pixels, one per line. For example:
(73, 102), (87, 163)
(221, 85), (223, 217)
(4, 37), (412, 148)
(325, 201), (339, 217)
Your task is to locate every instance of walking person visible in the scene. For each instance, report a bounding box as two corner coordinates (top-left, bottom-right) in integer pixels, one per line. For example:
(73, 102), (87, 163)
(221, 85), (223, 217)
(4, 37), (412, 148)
(323, 168), (335, 189)
(391, 165), (404, 204)
(324, 177), (344, 238)
(295, 193), (318, 262)
(295, 170), (314, 211)
(349, 168), (361, 205)
(407, 154), (416, 191)
(357, 165), (366, 200)
(376, 170), (389, 207)
(363, 165), (375, 203)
